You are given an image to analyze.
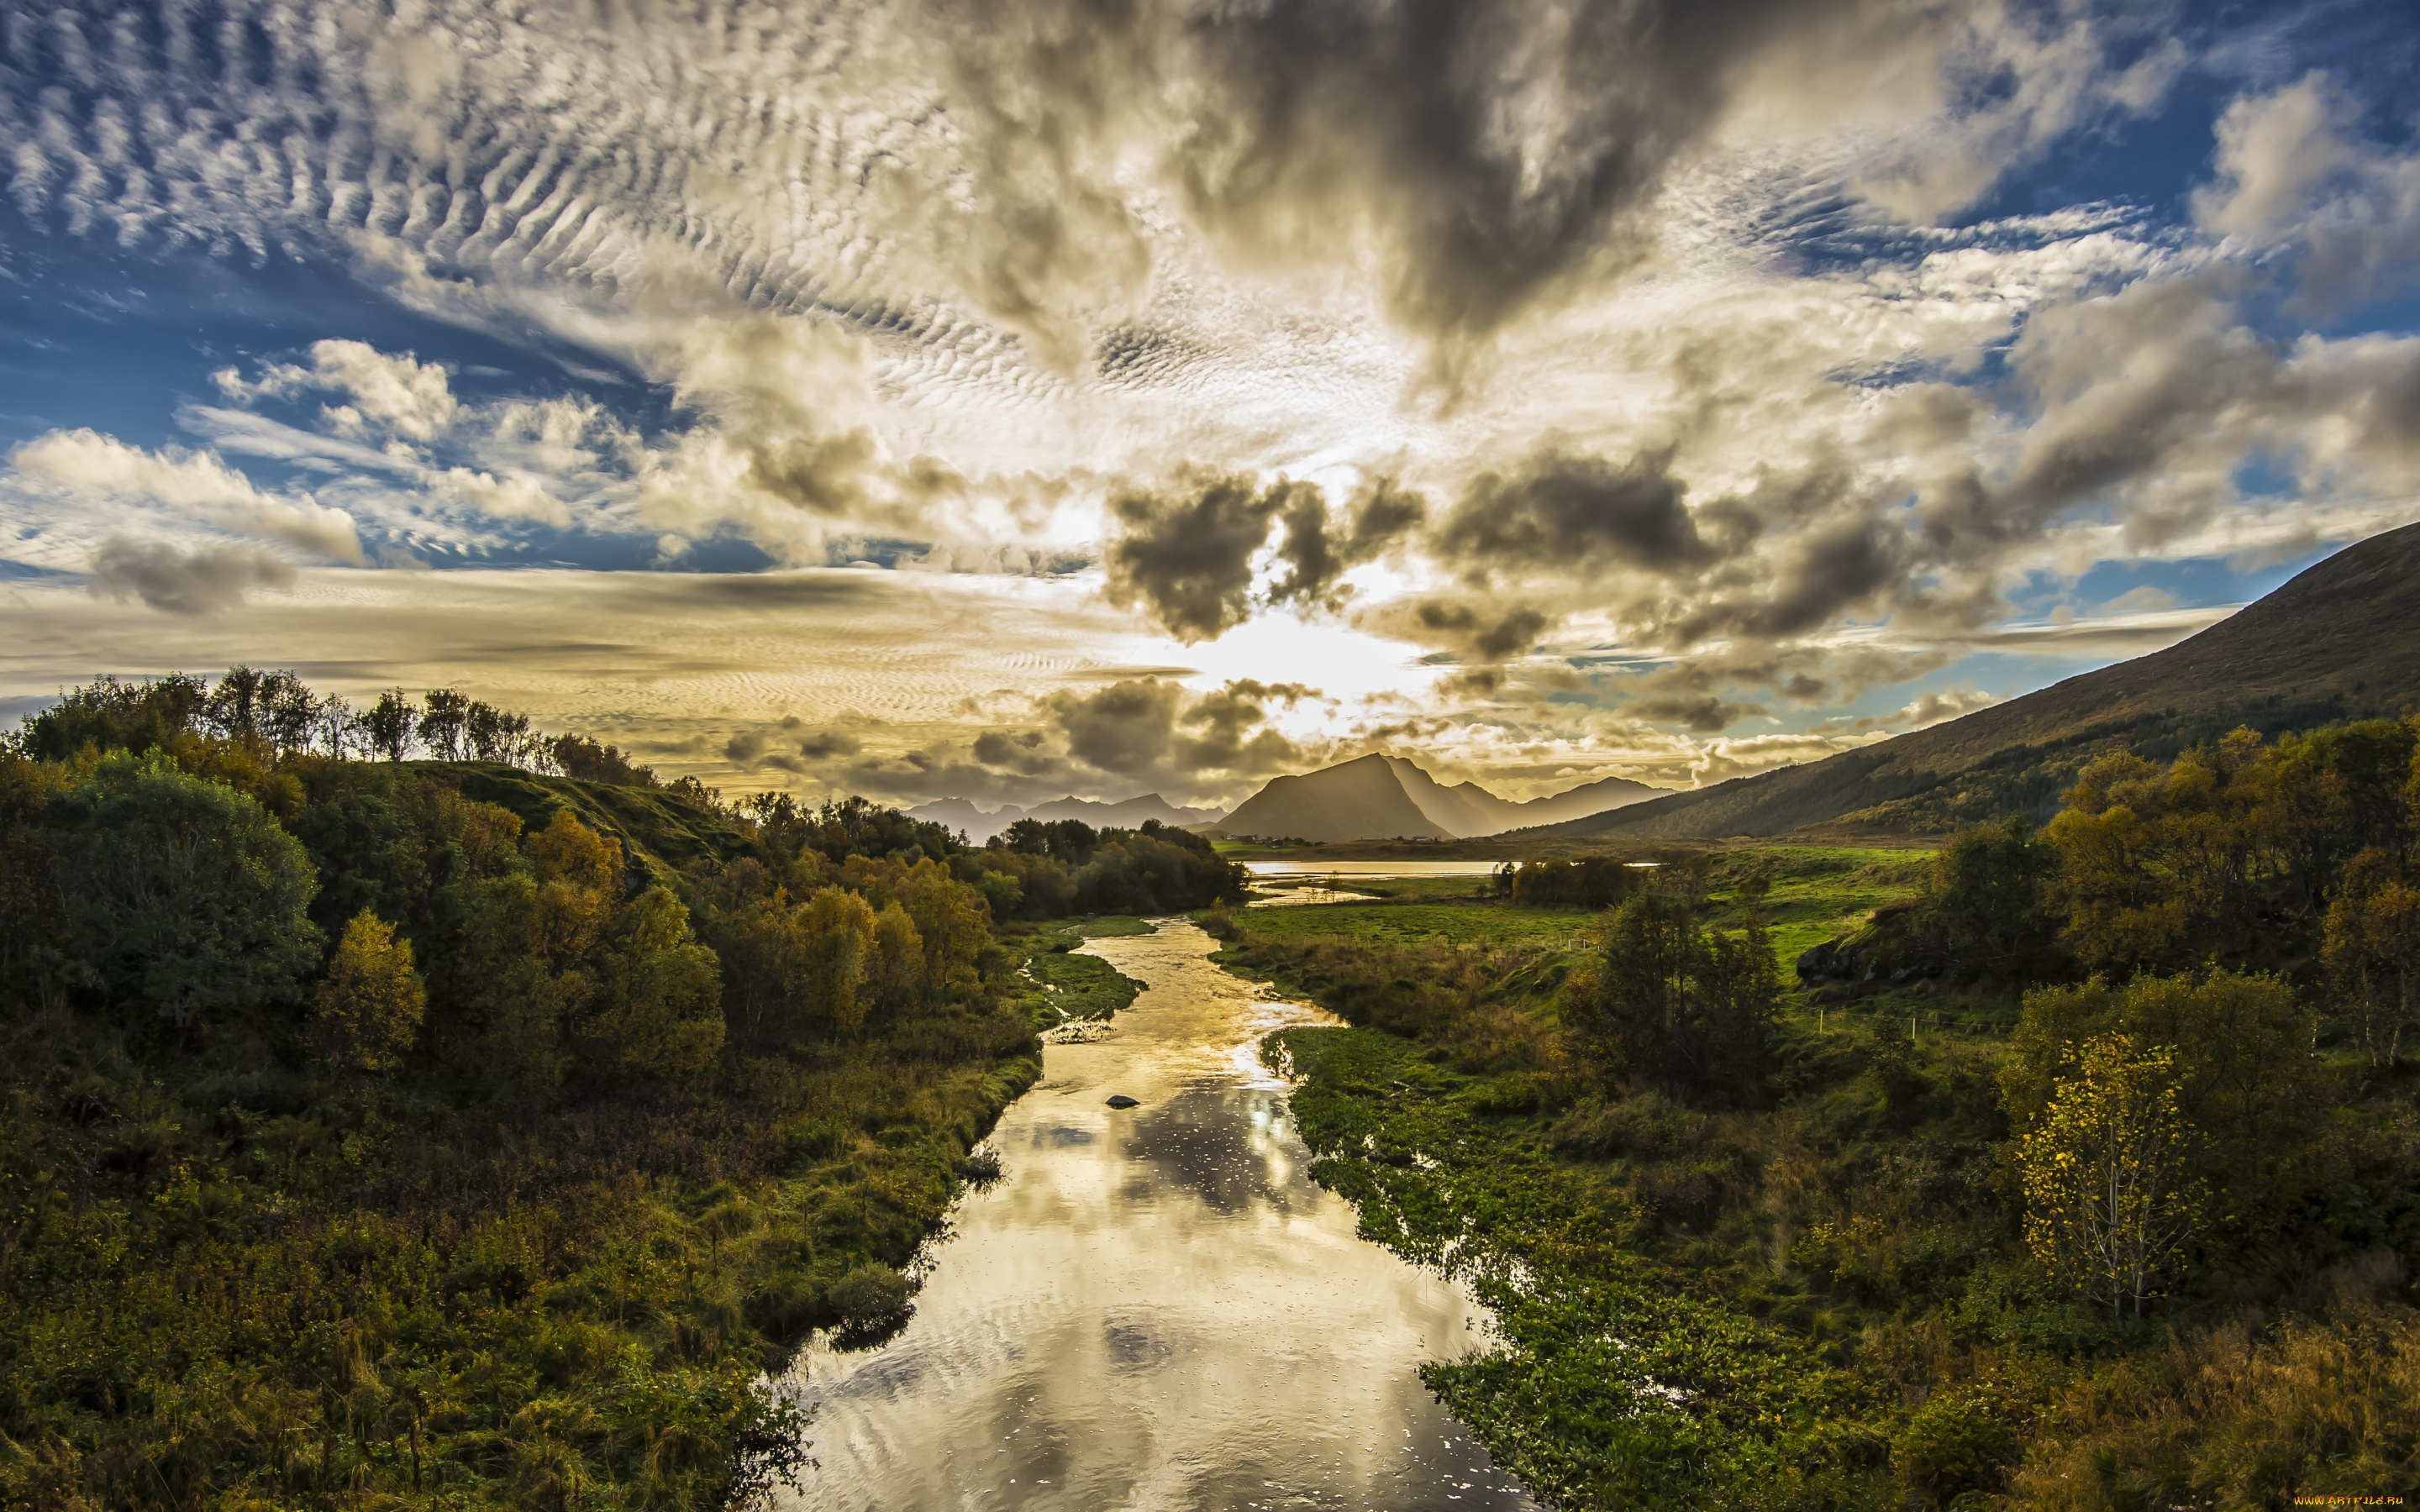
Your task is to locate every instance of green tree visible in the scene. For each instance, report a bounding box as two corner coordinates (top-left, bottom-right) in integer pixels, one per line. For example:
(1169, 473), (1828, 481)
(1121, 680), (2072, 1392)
(1565, 885), (1776, 1102)
(2018, 1033), (2205, 1320)
(309, 911), (427, 1075)
(363, 689), (416, 761)
(418, 689), (470, 761)
(13, 672), (207, 759)
(49, 753), (321, 1031)
(587, 887), (723, 1083)
(1924, 815), (2059, 968)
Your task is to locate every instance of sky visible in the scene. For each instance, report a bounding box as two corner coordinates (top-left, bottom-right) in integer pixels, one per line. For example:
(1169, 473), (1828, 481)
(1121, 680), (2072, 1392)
(2, 0), (2417, 811)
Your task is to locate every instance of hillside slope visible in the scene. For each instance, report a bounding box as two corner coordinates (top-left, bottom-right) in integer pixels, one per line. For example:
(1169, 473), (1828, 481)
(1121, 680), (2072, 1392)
(1536, 521), (2420, 842)
(448, 763), (757, 882)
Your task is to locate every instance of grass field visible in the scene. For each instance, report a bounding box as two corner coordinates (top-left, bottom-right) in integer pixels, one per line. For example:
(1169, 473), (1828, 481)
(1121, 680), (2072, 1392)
(1225, 899), (1598, 948)
(1227, 844), (1935, 971)
(1699, 846), (1937, 970)
(1023, 948), (1143, 1020)
(1004, 919), (1153, 1023)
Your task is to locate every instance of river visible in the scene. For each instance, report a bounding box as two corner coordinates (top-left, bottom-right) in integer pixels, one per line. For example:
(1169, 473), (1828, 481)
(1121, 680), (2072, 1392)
(775, 919), (1541, 1511)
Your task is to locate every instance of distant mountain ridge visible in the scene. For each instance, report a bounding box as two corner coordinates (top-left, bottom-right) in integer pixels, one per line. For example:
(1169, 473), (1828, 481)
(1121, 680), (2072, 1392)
(1530, 519), (2420, 843)
(1218, 753), (1665, 842)
(907, 793), (1227, 843)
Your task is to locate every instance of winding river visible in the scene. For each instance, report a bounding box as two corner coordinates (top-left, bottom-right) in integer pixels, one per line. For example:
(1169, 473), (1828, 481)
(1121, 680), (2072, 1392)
(776, 919), (1540, 1510)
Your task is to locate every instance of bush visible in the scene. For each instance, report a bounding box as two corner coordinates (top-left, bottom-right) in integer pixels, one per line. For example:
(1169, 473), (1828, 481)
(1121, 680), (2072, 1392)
(827, 1262), (913, 1330)
(1895, 1388), (2021, 1502)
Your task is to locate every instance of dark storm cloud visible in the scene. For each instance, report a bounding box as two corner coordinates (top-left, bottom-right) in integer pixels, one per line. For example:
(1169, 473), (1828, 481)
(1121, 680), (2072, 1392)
(797, 730), (865, 760)
(726, 724), (865, 773)
(1031, 676), (1307, 779)
(744, 433), (882, 517)
(954, 0), (1861, 345)
(860, 678), (1313, 806)
(1634, 695), (1767, 732)
(1439, 447), (1712, 580)
(1387, 601), (1551, 663)
(1050, 678), (1188, 775)
(87, 538), (294, 616)
(1102, 473), (1312, 640)
(1670, 517), (1905, 645)
(1266, 478), (1428, 612)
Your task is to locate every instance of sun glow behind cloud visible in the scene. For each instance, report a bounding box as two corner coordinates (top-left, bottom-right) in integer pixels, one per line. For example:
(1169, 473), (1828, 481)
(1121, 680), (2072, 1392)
(1, 0), (2417, 806)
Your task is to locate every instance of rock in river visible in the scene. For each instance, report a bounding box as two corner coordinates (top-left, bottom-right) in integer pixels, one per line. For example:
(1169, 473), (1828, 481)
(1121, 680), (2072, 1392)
(1104, 1095), (1140, 1109)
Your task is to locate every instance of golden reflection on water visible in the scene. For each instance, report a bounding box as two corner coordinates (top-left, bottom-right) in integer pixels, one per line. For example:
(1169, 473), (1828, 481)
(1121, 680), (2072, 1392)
(776, 921), (1539, 1511)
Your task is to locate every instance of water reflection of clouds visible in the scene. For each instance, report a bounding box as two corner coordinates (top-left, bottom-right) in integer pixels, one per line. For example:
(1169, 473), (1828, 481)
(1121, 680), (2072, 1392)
(781, 921), (1537, 1512)
(1118, 1085), (1313, 1217)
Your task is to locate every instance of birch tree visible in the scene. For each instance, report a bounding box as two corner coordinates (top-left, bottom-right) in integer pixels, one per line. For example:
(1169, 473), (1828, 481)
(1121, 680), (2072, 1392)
(2018, 1034), (2205, 1320)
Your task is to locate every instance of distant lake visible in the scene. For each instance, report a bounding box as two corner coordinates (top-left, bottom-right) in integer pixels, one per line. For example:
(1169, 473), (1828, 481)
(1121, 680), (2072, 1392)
(775, 920), (1539, 1511)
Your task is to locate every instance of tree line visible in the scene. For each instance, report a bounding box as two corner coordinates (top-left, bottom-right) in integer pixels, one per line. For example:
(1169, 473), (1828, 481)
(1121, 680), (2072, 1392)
(18, 666), (674, 790)
(0, 669), (1239, 1509)
(1557, 716), (2420, 1327)
(2, 669), (1242, 1090)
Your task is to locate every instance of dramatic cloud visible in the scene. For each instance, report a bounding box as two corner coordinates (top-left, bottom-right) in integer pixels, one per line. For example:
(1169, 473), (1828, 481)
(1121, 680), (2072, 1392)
(0, 0), (2414, 798)
(1634, 695), (1770, 734)
(1440, 447), (1711, 580)
(1265, 479), (1428, 614)
(1102, 475), (1310, 641)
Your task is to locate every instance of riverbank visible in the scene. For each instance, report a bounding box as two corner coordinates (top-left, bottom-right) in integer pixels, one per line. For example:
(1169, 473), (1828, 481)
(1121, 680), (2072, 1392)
(0, 971), (1044, 1509)
(777, 919), (1541, 1509)
(1208, 853), (2420, 1509)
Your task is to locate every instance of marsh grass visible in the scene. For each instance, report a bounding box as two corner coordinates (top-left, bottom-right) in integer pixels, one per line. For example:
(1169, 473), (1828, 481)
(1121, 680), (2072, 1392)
(1221, 892), (2420, 1510)
(0, 992), (1040, 1510)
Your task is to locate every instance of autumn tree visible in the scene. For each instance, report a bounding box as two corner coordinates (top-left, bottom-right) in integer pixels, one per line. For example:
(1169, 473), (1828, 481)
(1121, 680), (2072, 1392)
(309, 911), (427, 1075)
(870, 902), (926, 1012)
(2324, 849), (2420, 1068)
(2018, 1034), (2205, 1320)
(794, 887), (878, 1035)
(2005, 968), (2317, 1226)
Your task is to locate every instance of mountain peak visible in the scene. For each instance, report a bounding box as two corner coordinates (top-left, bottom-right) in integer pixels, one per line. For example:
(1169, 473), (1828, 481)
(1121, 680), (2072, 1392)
(1219, 752), (1665, 843)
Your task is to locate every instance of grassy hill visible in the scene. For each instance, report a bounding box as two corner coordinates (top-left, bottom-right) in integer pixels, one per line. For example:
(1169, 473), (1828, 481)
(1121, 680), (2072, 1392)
(440, 762), (758, 882)
(1536, 521), (2420, 841)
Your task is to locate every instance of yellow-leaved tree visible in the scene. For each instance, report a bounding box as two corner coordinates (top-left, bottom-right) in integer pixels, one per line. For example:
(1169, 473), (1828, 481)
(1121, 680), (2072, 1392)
(309, 910), (427, 1076)
(794, 886), (878, 1035)
(2018, 1033), (2205, 1320)
(2323, 849), (2420, 1069)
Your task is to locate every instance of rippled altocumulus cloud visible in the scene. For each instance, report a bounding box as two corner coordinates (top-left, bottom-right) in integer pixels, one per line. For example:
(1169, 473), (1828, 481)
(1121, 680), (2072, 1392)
(3, 0), (2419, 797)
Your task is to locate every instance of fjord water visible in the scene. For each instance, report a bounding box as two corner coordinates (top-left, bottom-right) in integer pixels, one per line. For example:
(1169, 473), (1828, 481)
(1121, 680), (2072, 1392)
(777, 921), (1539, 1511)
